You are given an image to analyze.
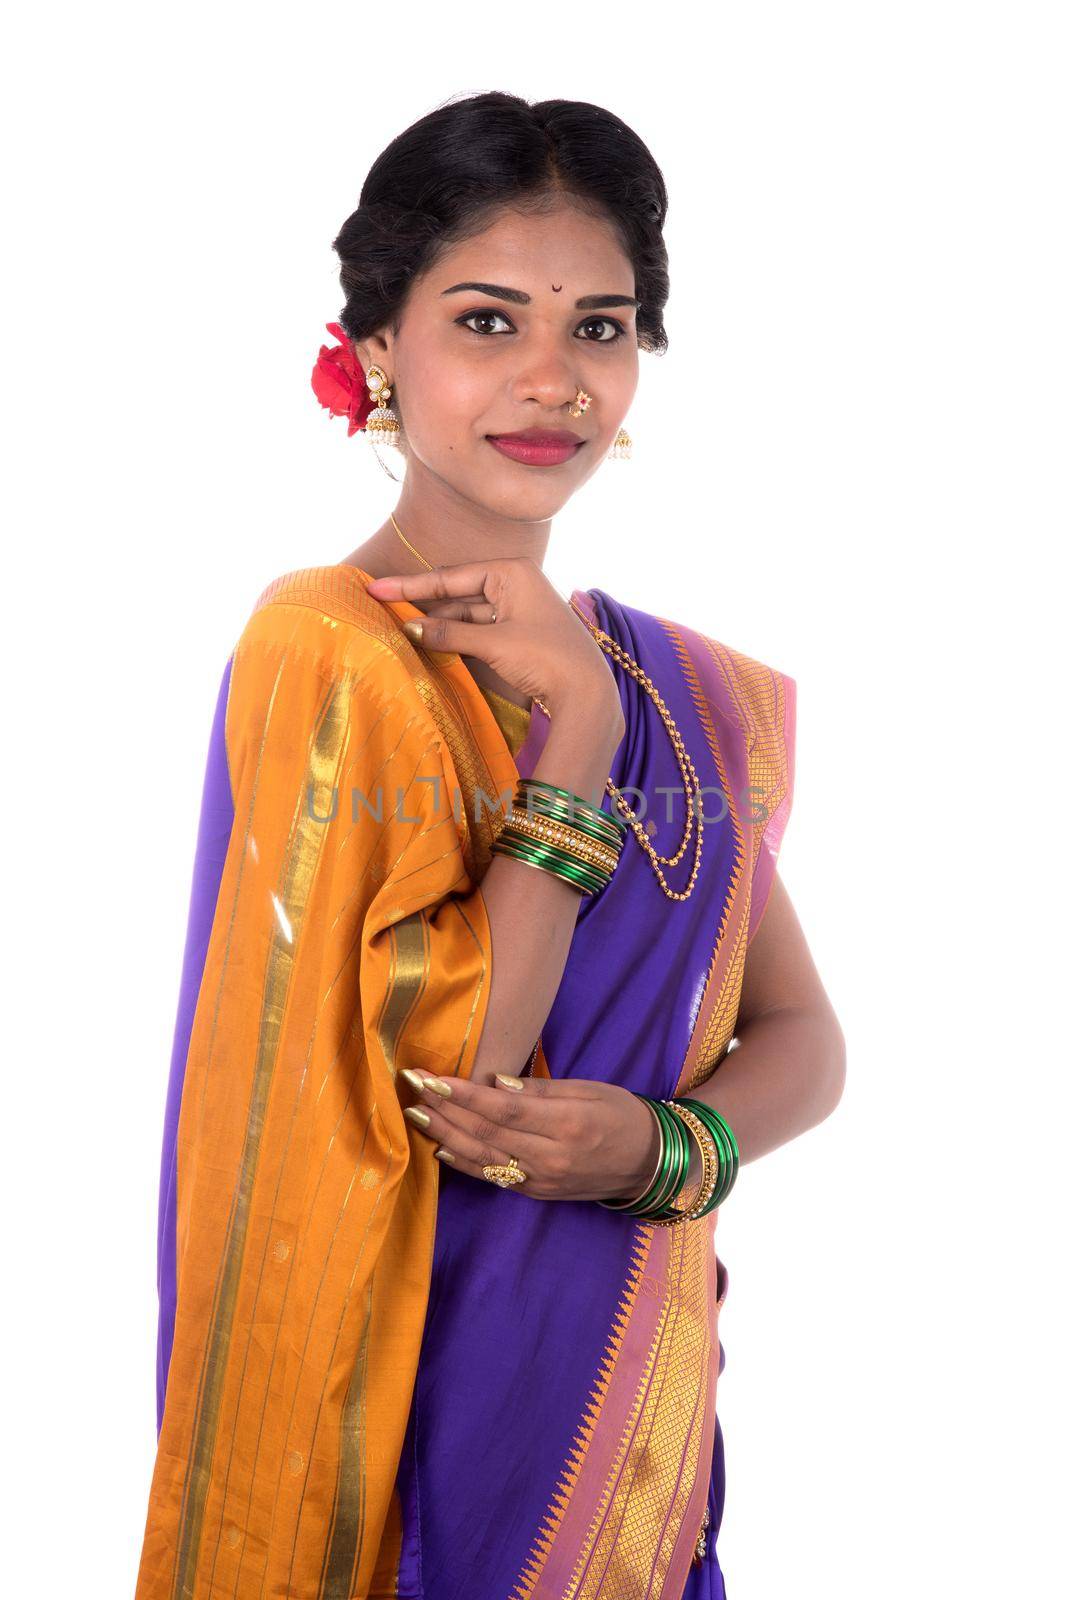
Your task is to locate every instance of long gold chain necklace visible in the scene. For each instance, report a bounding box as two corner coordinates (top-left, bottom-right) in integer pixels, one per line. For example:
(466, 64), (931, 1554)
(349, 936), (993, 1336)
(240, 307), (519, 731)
(386, 512), (703, 903)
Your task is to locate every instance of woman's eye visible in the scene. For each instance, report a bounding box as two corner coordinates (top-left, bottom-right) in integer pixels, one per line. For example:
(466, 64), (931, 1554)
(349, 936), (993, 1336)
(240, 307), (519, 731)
(458, 310), (514, 336)
(457, 310), (628, 342)
(576, 317), (626, 343)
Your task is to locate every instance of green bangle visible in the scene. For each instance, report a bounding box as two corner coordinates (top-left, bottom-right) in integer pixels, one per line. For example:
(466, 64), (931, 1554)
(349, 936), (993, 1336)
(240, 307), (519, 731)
(598, 1096), (688, 1217)
(494, 814), (616, 874)
(640, 1100), (697, 1219)
(662, 1102), (722, 1221)
(687, 1099), (739, 1171)
(673, 1100), (739, 1212)
(640, 1099), (690, 1215)
(492, 825), (607, 889)
(491, 854), (600, 897)
(517, 776), (620, 821)
(499, 801), (622, 872)
(511, 794), (624, 853)
(599, 1097), (738, 1225)
(518, 787), (626, 838)
(515, 780), (626, 846)
(701, 1103), (739, 1202)
(492, 822), (610, 882)
(695, 1109), (735, 1210)
(674, 1114), (727, 1218)
(617, 1098), (684, 1215)
(491, 830), (611, 895)
(694, 1114), (731, 1215)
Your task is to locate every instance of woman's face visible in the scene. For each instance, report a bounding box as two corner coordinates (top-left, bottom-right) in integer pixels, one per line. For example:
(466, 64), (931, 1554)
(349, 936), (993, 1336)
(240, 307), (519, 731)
(355, 202), (640, 522)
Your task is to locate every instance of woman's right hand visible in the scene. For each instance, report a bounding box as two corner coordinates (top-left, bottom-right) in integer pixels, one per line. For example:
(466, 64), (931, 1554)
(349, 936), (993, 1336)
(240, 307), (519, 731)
(364, 556), (624, 730)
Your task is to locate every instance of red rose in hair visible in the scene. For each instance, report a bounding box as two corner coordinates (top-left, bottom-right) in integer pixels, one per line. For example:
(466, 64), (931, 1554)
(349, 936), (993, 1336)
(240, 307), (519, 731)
(311, 321), (376, 436)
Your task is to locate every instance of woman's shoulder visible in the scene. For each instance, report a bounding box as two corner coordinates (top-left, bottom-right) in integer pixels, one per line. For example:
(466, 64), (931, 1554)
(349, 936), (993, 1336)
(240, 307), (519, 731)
(610, 591), (796, 742)
(611, 594), (797, 810)
(676, 620), (797, 814)
(230, 562), (407, 678)
(689, 625), (796, 722)
(221, 564), (430, 795)
(692, 622), (795, 758)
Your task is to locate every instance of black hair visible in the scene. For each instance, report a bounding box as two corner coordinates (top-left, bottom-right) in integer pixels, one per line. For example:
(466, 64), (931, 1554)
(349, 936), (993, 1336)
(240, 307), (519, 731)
(332, 90), (669, 355)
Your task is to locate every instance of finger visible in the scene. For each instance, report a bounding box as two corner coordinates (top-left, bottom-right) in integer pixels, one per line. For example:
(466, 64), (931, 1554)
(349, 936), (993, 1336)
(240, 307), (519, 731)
(402, 611), (506, 656)
(416, 598), (499, 624)
(432, 1141), (537, 1192)
(418, 591), (492, 607)
(402, 1097), (539, 1178)
(404, 1068), (591, 1132)
(401, 1068), (559, 1150)
(364, 562), (506, 606)
(430, 1071), (603, 1104)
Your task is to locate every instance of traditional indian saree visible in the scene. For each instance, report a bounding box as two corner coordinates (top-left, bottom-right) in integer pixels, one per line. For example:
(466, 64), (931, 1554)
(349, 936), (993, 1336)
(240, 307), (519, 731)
(136, 562), (795, 1600)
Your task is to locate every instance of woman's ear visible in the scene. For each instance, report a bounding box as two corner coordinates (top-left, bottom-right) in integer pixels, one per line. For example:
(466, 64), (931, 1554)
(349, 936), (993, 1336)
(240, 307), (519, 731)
(355, 330), (392, 378)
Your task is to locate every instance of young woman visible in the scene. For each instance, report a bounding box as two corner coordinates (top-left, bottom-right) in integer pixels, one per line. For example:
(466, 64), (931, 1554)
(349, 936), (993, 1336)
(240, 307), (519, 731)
(137, 91), (846, 1600)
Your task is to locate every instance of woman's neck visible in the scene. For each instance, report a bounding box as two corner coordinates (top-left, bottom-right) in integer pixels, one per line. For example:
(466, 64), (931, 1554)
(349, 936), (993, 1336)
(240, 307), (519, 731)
(340, 485), (551, 581)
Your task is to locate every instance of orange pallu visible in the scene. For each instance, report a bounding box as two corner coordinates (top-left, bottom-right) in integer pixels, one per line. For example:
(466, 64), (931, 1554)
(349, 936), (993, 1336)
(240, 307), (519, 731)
(136, 563), (795, 1599)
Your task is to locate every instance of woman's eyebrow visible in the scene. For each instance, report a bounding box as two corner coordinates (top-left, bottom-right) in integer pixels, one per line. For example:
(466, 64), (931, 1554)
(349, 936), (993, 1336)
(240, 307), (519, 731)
(441, 281), (639, 310)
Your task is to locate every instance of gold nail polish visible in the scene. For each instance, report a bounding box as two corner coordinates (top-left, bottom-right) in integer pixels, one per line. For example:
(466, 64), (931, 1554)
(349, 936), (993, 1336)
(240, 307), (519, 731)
(400, 1068), (427, 1092)
(404, 1105), (431, 1127)
(421, 1077), (452, 1097)
(434, 1148), (457, 1164)
(494, 1073), (525, 1091)
(401, 619), (423, 643)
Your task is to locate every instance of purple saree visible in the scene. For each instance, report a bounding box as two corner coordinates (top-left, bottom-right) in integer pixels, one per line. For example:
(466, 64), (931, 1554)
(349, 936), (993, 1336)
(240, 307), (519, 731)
(390, 586), (796, 1599)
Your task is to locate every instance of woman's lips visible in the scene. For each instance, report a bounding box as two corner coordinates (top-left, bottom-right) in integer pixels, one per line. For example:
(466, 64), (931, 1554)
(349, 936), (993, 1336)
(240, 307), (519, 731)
(486, 433), (585, 467)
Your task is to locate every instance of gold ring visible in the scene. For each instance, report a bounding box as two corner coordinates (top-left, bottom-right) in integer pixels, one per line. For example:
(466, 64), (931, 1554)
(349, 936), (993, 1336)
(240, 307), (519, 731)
(482, 1156), (527, 1188)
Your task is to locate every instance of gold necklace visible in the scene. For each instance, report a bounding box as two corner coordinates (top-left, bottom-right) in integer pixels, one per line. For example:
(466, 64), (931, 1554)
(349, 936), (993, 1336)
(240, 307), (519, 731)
(386, 512), (703, 902)
(389, 512), (435, 572)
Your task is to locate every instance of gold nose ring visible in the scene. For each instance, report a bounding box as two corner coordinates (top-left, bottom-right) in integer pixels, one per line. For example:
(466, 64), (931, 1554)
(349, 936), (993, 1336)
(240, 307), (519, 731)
(568, 388), (592, 417)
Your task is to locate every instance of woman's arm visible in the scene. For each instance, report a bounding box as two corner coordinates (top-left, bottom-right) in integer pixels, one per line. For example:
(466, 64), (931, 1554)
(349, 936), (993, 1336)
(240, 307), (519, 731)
(398, 867), (846, 1200)
(466, 693), (624, 1086)
(685, 873), (847, 1163)
(363, 557), (626, 1089)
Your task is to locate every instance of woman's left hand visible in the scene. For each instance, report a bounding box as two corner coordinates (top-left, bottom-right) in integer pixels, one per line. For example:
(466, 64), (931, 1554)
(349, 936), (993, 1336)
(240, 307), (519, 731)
(400, 1069), (661, 1204)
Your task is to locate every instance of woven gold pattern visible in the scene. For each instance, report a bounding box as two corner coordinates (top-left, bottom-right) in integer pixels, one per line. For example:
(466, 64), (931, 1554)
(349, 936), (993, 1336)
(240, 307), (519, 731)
(508, 1220), (715, 1600)
(250, 566), (513, 880)
(699, 637), (791, 866)
(667, 627), (795, 1091)
(660, 623), (749, 1093)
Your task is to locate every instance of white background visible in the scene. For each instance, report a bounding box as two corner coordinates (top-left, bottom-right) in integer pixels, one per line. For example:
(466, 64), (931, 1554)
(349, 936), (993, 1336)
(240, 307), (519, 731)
(4, 5), (1064, 1595)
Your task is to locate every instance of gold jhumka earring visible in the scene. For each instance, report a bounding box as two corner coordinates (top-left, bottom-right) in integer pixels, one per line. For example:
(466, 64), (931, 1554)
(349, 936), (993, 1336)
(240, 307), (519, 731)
(364, 364), (405, 481)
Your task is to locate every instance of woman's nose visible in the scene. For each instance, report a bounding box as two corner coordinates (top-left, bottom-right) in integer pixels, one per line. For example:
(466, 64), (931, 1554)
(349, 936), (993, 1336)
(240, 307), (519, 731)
(509, 344), (585, 410)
